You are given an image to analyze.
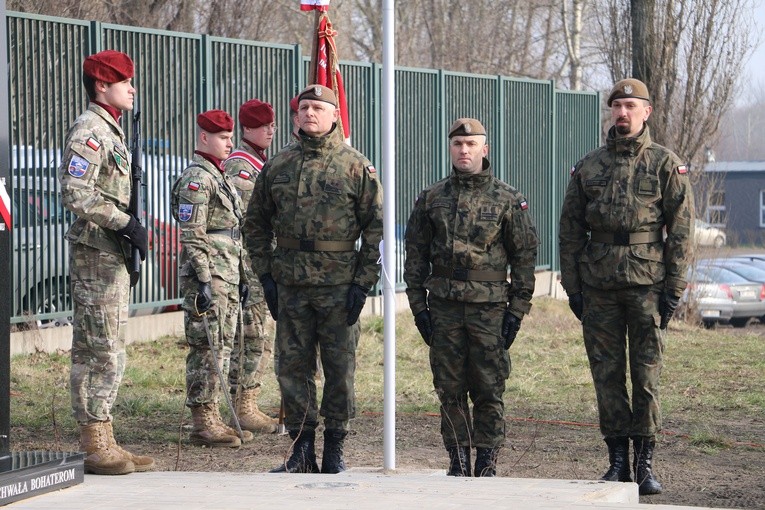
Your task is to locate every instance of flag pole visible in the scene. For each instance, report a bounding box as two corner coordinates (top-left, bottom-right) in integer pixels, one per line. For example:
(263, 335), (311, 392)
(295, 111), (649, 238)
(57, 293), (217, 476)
(382, 0), (396, 472)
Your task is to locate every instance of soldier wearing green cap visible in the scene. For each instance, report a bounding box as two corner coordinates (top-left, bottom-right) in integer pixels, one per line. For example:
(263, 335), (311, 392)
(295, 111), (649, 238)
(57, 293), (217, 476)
(404, 117), (539, 478)
(244, 83), (383, 475)
(559, 78), (694, 495)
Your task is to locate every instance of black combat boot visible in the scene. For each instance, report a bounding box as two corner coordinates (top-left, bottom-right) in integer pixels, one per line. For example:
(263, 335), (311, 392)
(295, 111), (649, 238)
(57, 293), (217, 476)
(321, 429), (348, 474)
(446, 446), (471, 476)
(474, 447), (499, 477)
(601, 436), (632, 482)
(270, 429), (319, 473)
(633, 437), (663, 495)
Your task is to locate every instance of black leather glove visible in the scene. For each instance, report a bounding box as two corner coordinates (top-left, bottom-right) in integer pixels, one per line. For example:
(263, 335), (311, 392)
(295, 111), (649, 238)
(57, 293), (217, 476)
(501, 311), (522, 349)
(414, 310), (433, 346)
(658, 291), (681, 329)
(259, 273), (278, 320)
(116, 214), (148, 261)
(239, 282), (249, 306)
(195, 281), (212, 314)
(568, 291), (583, 321)
(345, 284), (369, 326)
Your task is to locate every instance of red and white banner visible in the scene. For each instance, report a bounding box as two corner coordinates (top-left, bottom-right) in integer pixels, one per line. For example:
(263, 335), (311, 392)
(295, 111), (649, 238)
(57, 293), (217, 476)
(301, 0), (330, 11)
(0, 181), (11, 230)
(310, 11), (351, 142)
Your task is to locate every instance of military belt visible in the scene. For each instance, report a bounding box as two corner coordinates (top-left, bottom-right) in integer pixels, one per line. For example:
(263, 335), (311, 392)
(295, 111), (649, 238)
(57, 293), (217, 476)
(277, 237), (355, 252)
(207, 227), (241, 240)
(589, 230), (662, 245)
(431, 265), (508, 282)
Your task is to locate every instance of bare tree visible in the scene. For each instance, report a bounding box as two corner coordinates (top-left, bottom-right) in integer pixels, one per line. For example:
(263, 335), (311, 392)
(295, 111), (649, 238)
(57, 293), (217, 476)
(597, 0), (755, 168)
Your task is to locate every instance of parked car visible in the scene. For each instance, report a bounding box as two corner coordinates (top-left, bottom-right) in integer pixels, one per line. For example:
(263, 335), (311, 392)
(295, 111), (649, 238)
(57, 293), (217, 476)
(681, 263), (765, 328)
(727, 254), (765, 270)
(701, 259), (765, 284)
(694, 220), (726, 247)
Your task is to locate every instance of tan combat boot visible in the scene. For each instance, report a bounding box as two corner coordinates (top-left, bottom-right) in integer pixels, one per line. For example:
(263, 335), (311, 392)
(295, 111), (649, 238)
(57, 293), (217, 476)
(231, 387), (277, 434)
(104, 420), (156, 472)
(79, 421), (135, 475)
(213, 403), (254, 443)
(189, 403), (242, 448)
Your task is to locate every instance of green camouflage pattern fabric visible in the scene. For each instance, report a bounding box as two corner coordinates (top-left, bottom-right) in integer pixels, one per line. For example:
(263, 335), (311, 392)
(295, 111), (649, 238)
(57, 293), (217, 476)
(275, 284), (359, 432)
(180, 275), (240, 406)
(224, 143), (264, 303)
(224, 144), (274, 390)
(59, 103), (134, 425)
(59, 103), (133, 254)
(582, 284), (664, 438)
(244, 125), (383, 290)
(558, 126), (694, 297)
(173, 155), (246, 284)
(68, 244), (130, 424)
(404, 159), (539, 318)
(429, 296), (510, 449)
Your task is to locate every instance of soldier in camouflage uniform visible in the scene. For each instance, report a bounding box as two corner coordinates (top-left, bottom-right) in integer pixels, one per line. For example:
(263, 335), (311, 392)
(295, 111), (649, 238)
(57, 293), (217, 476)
(244, 84), (383, 474)
(172, 110), (253, 448)
(224, 99), (278, 434)
(59, 50), (154, 475)
(558, 79), (694, 495)
(404, 118), (539, 477)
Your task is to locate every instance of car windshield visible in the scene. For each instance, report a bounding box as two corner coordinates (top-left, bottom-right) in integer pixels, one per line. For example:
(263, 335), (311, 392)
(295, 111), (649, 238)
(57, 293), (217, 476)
(719, 264), (765, 282)
(692, 265), (751, 284)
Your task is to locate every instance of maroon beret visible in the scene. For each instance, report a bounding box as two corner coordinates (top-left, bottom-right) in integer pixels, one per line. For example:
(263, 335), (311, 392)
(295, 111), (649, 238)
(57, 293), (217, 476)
(197, 109), (234, 133)
(83, 50), (134, 83)
(239, 99), (274, 128)
(290, 96), (299, 114)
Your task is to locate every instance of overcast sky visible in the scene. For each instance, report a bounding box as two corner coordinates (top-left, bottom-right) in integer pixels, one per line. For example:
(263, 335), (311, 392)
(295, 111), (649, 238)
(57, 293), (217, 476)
(744, 1), (765, 84)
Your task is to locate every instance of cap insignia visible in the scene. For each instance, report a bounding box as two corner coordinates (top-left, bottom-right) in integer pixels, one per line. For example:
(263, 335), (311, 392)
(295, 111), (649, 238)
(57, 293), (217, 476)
(314, 86), (322, 96)
(624, 84), (633, 94)
(463, 123), (472, 134)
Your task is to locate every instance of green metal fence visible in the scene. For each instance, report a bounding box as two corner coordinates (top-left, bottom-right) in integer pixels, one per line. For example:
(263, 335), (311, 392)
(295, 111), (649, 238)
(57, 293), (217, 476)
(7, 11), (601, 326)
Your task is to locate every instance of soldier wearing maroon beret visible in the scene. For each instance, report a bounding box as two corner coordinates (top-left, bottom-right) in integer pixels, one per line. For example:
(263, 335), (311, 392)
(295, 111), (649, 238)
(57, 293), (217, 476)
(172, 109), (254, 447)
(223, 99), (279, 435)
(58, 49), (154, 475)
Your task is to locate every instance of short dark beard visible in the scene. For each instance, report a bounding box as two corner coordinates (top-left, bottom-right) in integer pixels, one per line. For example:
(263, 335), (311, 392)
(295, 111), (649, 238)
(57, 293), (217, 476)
(615, 124), (632, 136)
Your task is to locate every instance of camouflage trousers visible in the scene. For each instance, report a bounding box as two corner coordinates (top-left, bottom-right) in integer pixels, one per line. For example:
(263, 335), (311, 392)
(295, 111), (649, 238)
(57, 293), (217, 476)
(228, 299), (274, 390)
(69, 244), (130, 425)
(582, 283), (664, 439)
(181, 275), (239, 407)
(275, 284), (359, 432)
(429, 296), (510, 449)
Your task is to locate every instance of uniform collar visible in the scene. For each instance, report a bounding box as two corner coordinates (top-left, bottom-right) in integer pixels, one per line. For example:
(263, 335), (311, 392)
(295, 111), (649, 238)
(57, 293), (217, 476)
(242, 138), (267, 162)
(298, 123), (342, 153)
(91, 100), (122, 122)
(194, 150), (225, 173)
(450, 157), (493, 188)
(606, 124), (651, 156)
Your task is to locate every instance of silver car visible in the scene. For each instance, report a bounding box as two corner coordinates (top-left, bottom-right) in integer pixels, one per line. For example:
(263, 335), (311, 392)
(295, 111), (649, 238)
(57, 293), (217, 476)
(681, 264), (765, 328)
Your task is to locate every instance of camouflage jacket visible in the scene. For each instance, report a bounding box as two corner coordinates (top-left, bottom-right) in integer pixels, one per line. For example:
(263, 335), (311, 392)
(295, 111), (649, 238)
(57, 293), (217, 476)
(173, 154), (245, 285)
(244, 125), (383, 289)
(59, 103), (133, 256)
(224, 143), (266, 301)
(558, 125), (694, 296)
(403, 159), (539, 318)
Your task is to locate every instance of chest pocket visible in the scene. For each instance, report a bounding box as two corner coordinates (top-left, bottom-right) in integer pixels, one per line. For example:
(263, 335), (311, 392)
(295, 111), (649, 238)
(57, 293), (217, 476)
(112, 145), (130, 175)
(584, 179), (607, 200)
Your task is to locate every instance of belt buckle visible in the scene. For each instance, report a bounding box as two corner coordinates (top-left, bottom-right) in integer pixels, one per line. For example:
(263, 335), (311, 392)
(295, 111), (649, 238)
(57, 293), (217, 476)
(231, 229), (240, 240)
(451, 267), (469, 281)
(300, 239), (315, 251)
(613, 231), (630, 245)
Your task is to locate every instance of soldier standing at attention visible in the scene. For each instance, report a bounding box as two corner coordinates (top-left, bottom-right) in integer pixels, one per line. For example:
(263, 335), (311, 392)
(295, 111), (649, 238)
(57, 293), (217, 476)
(172, 110), (253, 448)
(224, 99), (278, 434)
(558, 78), (693, 495)
(59, 49), (154, 475)
(403, 118), (538, 477)
(244, 84), (383, 474)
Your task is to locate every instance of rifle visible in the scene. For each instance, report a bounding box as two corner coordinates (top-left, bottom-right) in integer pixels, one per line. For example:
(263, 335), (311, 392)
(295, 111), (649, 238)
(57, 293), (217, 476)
(128, 98), (143, 287)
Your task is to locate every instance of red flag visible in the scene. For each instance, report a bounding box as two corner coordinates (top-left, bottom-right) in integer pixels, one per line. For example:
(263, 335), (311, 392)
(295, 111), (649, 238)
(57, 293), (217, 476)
(301, 0), (330, 11)
(307, 4), (351, 143)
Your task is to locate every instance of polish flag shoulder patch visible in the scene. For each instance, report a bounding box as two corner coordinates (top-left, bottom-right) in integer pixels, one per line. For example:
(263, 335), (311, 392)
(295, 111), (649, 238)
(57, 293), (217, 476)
(238, 170), (252, 180)
(86, 137), (101, 151)
(188, 181), (201, 191)
(569, 166), (576, 176)
(519, 199), (529, 210)
(676, 164), (688, 174)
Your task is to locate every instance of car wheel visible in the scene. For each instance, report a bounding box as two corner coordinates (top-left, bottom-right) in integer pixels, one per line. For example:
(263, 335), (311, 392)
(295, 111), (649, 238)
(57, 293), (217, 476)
(713, 236), (725, 248)
(22, 276), (72, 329)
(702, 320), (715, 329)
(729, 317), (749, 328)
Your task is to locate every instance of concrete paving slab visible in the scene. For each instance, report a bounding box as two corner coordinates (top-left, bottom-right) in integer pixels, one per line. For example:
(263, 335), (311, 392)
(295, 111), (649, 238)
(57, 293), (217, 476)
(4, 467), (718, 510)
